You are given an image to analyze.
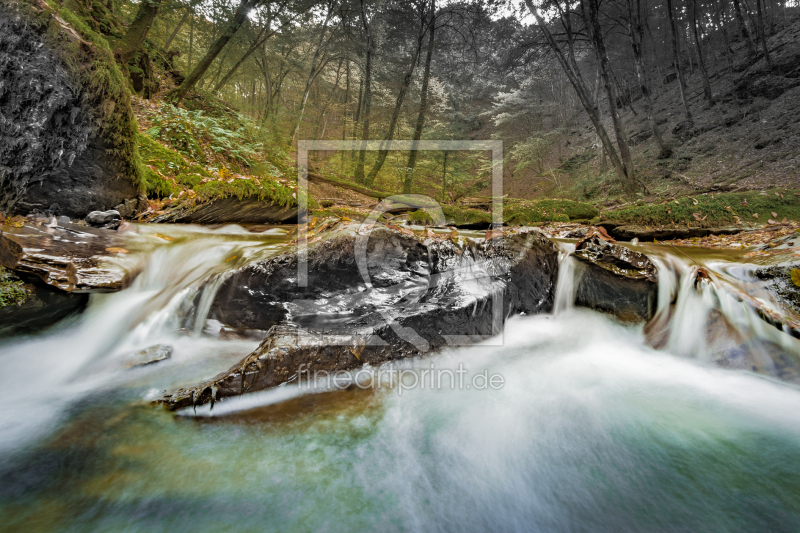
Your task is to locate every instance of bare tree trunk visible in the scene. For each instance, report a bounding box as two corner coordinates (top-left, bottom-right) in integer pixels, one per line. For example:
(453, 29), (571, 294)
(689, 0), (714, 103)
(117, 0), (164, 63)
(355, 0), (373, 184)
(666, 0), (693, 124)
(163, 4), (191, 51)
(732, 0), (755, 54)
(440, 151), (448, 203)
(403, 0), (435, 194)
(171, 0), (259, 102)
(627, 0), (670, 157)
(586, 0), (636, 193)
(364, 6), (428, 187)
(290, 0), (336, 144)
(754, 0), (772, 66)
(524, 0), (630, 189)
(593, 67), (608, 173)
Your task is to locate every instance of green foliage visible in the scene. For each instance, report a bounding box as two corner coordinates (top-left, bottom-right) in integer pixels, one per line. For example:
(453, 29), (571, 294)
(137, 132), (210, 196)
(602, 190), (800, 227)
(0, 267), (29, 308)
(146, 102), (265, 171)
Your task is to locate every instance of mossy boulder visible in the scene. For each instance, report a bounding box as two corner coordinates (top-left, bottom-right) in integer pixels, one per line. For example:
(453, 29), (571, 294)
(0, 0), (143, 217)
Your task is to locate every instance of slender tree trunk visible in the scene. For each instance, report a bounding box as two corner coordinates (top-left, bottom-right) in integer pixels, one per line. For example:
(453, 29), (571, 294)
(342, 61), (350, 170)
(666, 0), (693, 123)
(586, 0), (636, 193)
(290, 1), (335, 144)
(365, 6), (428, 187)
(525, 0), (628, 188)
(732, 0), (755, 54)
(355, 0), (373, 184)
(351, 78), (363, 162)
(403, 0), (435, 194)
(627, 0), (670, 157)
(754, 0), (772, 66)
(440, 151), (448, 203)
(689, 0), (714, 103)
(188, 11), (194, 67)
(171, 0), (259, 102)
(117, 0), (164, 63)
(163, 5), (190, 51)
(214, 27), (269, 92)
(593, 66), (608, 173)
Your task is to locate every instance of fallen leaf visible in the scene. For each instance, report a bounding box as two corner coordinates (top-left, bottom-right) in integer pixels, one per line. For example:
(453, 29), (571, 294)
(768, 219), (777, 224)
(753, 213), (759, 219)
(772, 212), (778, 218)
(793, 269), (800, 288)
(225, 255), (238, 263)
(692, 212), (707, 221)
(105, 247), (129, 254)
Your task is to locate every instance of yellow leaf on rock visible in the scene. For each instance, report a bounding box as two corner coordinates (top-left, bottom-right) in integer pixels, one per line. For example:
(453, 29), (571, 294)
(791, 269), (800, 288)
(105, 247), (129, 254)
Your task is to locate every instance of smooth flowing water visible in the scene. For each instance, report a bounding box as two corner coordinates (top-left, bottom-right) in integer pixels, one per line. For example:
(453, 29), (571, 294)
(2, 225), (800, 533)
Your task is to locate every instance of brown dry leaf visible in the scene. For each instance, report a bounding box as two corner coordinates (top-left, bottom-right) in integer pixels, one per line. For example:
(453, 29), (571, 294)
(772, 212), (778, 218)
(768, 219), (777, 224)
(105, 247), (129, 254)
(753, 213), (759, 219)
(692, 198), (699, 205)
(692, 212), (707, 221)
(782, 218), (789, 224)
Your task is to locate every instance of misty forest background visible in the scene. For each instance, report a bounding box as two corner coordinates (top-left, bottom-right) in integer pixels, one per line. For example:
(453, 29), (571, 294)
(73, 0), (800, 219)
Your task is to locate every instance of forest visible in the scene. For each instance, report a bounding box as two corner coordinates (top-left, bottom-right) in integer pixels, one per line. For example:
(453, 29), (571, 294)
(115, 0), (800, 213)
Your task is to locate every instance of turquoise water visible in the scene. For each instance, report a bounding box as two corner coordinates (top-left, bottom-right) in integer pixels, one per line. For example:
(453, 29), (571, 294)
(2, 309), (800, 532)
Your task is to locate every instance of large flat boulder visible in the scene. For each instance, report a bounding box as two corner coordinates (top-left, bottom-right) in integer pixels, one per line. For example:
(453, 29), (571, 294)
(159, 223), (560, 409)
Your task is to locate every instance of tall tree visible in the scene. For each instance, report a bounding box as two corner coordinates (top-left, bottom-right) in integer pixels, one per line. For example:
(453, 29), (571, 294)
(584, 0), (636, 192)
(625, 0), (670, 157)
(666, 0), (693, 123)
(689, 0), (714, 104)
(170, 0), (261, 102)
(117, 0), (165, 63)
(403, 0), (436, 194)
(354, 0), (373, 184)
(523, 0), (633, 191)
(364, 0), (429, 187)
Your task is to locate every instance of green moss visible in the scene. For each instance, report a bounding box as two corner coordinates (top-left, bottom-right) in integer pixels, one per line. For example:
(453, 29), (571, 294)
(504, 199), (599, 225)
(602, 189), (800, 227)
(37, 0), (145, 191)
(442, 206), (492, 226)
(311, 207), (368, 222)
(194, 178), (297, 208)
(408, 210), (435, 225)
(0, 267), (29, 308)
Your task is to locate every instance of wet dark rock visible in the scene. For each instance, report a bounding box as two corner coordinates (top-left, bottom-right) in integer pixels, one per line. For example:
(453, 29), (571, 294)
(122, 344), (173, 368)
(572, 236), (658, 321)
(0, 273), (88, 338)
(600, 223), (741, 241)
(0, 4), (140, 218)
(162, 224), (560, 409)
(151, 197), (297, 225)
(755, 262), (800, 316)
(0, 222), (131, 292)
(85, 210), (121, 228)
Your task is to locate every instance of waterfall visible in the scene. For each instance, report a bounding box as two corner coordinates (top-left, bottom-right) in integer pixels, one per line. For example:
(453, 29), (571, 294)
(644, 247), (800, 380)
(553, 242), (582, 314)
(0, 224), (290, 453)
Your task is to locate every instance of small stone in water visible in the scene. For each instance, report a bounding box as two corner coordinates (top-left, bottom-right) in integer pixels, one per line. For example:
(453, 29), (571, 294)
(122, 344), (173, 368)
(58, 216), (70, 225)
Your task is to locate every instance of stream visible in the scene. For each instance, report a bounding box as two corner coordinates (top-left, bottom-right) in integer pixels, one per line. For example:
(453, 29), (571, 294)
(1, 224), (800, 532)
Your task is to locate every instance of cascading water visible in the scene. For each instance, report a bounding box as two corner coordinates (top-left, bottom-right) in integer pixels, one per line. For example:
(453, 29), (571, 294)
(0, 224), (291, 453)
(552, 241), (582, 314)
(2, 227), (800, 532)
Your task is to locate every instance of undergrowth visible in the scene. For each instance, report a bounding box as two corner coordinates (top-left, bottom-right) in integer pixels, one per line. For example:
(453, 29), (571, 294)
(0, 267), (29, 308)
(601, 189), (800, 227)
